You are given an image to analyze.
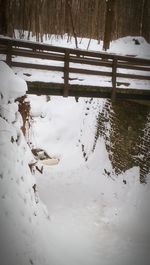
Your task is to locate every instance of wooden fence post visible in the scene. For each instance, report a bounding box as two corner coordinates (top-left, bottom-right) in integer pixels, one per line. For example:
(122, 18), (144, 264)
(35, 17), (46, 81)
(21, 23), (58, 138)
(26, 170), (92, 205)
(6, 42), (12, 67)
(111, 57), (117, 101)
(64, 50), (70, 97)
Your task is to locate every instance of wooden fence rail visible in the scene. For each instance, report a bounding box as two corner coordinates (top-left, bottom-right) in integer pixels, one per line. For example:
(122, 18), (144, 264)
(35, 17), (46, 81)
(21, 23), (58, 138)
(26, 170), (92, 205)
(0, 37), (150, 100)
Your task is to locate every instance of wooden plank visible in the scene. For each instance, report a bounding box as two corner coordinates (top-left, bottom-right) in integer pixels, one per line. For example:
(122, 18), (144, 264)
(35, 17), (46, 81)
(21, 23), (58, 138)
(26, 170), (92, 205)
(27, 81), (64, 96)
(3, 46), (150, 73)
(27, 81), (150, 100)
(111, 58), (117, 101)
(11, 48), (65, 61)
(6, 47), (113, 68)
(69, 68), (112, 77)
(117, 59), (150, 67)
(0, 46), (7, 53)
(0, 37), (66, 54)
(6, 42), (12, 66)
(11, 61), (112, 77)
(11, 61), (64, 72)
(64, 50), (70, 97)
(3, 46), (150, 72)
(2, 48), (113, 69)
(70, 57), (113, 67)
(4, 46), (150, 73)
(117, 63), (150, 72)
(70, 50), (150, 65)
(116, 56), (150, 65)
(117, 72), (150, 80)
(4, 47), (150, 74)
(0, 45), (112, 68)
(6, 59), (150, 82)
(1, 37), (150, 65)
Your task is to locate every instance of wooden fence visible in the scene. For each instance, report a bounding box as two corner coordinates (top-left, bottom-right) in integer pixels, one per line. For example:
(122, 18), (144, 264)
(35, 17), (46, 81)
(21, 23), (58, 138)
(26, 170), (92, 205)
(0, 37), (150, 100)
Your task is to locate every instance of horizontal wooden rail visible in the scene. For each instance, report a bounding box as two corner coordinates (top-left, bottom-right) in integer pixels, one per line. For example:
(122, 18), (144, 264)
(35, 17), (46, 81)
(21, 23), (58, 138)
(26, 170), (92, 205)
(1, 46), (149, 72)
(0, 37), (150, 100)
(10, 61), (150, 80)
(0, 37), (150, 64)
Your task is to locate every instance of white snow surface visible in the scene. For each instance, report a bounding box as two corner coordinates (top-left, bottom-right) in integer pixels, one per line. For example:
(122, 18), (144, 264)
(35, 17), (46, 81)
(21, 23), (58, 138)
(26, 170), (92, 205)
(29, 94), (150, 265)
(0, 61), (27, 103)
(14, 31), (150, 58)
(0, 62), (53, 265)
(0, 34), (150, 265)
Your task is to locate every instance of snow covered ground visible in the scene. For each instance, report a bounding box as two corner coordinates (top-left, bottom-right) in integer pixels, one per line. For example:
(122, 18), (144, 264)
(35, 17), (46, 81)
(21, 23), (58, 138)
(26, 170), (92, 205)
(29, 94), (150, 265)
(0, 34), (150, 265)
(14, 31), (150, 58)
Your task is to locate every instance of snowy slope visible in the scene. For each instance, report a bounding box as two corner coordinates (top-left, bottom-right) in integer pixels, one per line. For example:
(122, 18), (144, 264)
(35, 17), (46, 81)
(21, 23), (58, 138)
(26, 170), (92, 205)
(0, 62), (54, 265)
(29, 94), (150, 265)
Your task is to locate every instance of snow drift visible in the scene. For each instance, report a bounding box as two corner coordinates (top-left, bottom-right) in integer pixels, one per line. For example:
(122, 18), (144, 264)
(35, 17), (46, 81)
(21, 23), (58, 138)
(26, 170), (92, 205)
(0, 62), (52, 265)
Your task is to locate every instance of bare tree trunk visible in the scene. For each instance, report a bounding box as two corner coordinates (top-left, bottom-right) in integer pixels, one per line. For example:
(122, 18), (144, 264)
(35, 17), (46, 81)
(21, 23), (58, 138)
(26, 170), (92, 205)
(1, 0), (150, 44)
(67, 0), (78, 48)
(0, 0), (8, 35)
(140, 0), (146, 35)
(103, 0), (115, 51)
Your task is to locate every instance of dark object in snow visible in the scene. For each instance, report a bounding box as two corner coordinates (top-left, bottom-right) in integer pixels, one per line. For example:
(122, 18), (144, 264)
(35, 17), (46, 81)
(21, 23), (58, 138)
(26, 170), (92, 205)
(104, 168), (115, 181)
(62, 77), (84, 81)
(23, 73), (32, 77)
(110, 81), (130, 87)
(31, 148), (59, 166)
(17, 95), (30, 136)
(32, 148), (51, 160)
(40, 112), (46, 118)
(123, 179), (127, 184)
(104, 168), (107, 174)
(29, 161), (43, 174)
(81, 144), (88, 161)
(46, 95), (51, 102)
(29, 258), (34, 264)
(104, 168), (110, 176)
(35, 165), (43, 174)
(0, 92), (3, 99)
(32, 183), (37, 193)
(32, 184), (39, 203)
(133, 38), (140, 45)
(11, 136), (14, 143)
(29, 162), (37, 173)
(75, 97), (79, 102)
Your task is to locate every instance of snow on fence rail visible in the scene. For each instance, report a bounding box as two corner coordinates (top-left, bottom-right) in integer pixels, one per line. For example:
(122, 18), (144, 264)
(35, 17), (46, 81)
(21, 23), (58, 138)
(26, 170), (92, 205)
(0, 37), (150, 100)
